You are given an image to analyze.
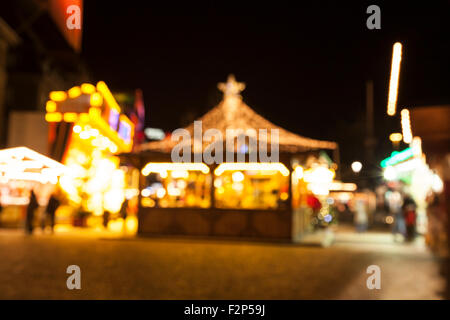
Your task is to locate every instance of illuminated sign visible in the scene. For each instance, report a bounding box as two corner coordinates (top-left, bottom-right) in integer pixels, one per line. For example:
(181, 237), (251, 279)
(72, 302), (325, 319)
(380, 147), (414, 168)
(45, 81), (134, 153)
(144, 128), (165, 141)
(118, 119), (131, 144)
(108, 109), (120, 131)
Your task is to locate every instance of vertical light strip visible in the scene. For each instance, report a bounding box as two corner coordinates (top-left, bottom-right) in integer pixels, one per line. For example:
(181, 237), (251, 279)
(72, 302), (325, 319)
(401, 108), (413, 143)
(387, 42), (403, 116)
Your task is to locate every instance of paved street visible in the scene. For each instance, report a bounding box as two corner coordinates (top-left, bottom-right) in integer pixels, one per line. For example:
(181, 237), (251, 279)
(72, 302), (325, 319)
(0, 227), (445, 299)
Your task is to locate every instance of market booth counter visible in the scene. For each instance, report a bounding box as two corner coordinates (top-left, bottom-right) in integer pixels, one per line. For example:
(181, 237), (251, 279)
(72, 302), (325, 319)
(136, 158), (295, 239)
(121, 75), (339, 242)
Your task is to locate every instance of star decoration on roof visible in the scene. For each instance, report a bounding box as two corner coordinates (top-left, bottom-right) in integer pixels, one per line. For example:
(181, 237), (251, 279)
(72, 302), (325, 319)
(217, 74), (246, 99)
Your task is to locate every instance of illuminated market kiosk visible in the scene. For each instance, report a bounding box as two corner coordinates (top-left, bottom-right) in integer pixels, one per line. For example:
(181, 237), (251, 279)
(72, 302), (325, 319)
(44, 82), (139, 232)
(381, 137), (439, 234)
(122, 75), (339, 242)
(0, 147), (66, 227)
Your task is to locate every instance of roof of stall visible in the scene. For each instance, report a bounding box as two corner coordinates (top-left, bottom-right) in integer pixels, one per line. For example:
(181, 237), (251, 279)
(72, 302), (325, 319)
(0, 146), (66, 184)
(136, 75), (338, 154)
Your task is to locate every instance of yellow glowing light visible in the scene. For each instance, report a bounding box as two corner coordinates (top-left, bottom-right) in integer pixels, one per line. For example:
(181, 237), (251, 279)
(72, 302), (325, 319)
(171, 170), (189, 179)
(45, 112), (62, 122)
(389, 132), (403, 143)
(89, 128), (100, 137)
(217, 186), (225, 194)
(214, 162), (290, 176)
(304, 166), (336, 195)
(63, 112), (78, 122)
(97, 81), (121, 112)
(167, 185), (181, 196)
(89, 107), (102, 119)
(142, 162), (210, 176)
(159, 171), (168, 178)
(385, 216), (394, 224)
(329, 181), (357, 192)
(387, 42), (402, 116)
(214, 179), (222, 188)
(292, 165), (304, 180)
(46, 100), (57, 112)
(401, 108), (413, 143)
(1, 172), (54, 184)
(109, 144), (118, 153)
(431, 173), (444, 193)
(232, 182), (244, 191)
(81, 83), (96, 95)
(280, 192), (289, 201)
(141, 198), (155, 207)
(303, 166), (335, 183)
(125, 216), (138, 234)
(73, 125), (82, 133)
(79, 130), (90, 139)
(107, 219), (123, 233)
(141, 189), (151, 197)
(156, 188), (166, 198)
(49, 91), (67, 102)
(177, 180), (187, 189)
(232, 171), (245, 182)
(79, 113), (90, 122)
(90, 92), (103, 107)
(68, 86), (82, 99)
(411, 136), (422, 156)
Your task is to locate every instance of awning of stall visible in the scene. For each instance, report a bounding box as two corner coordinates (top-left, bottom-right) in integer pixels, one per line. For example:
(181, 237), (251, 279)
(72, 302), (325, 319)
(0, 146), (66, 184)
(135, 75), (337, 154)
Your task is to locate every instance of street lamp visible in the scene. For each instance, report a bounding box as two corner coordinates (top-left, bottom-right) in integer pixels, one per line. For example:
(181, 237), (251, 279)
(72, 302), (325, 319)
(389, 132), (403, 150)
(351, 161), (362, 173)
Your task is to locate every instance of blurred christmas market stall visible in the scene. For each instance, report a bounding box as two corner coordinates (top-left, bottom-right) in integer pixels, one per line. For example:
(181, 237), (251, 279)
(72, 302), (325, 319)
(44, 81), (143, 234)
(380, 106), (449, 252)
(0, 147), (65, 227)
(120, 75), (346, 243)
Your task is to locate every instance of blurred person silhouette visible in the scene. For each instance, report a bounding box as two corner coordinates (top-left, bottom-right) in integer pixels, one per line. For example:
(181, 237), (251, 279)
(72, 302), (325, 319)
(25, 188), (39, 235)
(120, 198), (128, 221)
(402, 194), (417, 242)
(44, 190), (60, 233)
(354, 198), (368, 232)
(388, 189), (406, 241)
(120, 198), (128, 232)
(103, 210), (110, 229)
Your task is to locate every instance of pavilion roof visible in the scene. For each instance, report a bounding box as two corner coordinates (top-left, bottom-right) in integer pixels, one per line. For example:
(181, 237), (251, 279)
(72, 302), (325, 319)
(137, 75), (337, 154)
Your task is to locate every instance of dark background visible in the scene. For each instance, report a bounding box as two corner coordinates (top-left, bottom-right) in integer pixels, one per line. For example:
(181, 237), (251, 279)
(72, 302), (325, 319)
(80, 1), (450, 172)
(2, 0), (449, 178)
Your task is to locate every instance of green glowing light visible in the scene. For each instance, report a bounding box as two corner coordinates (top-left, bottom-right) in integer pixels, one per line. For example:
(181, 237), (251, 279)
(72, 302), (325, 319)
(380, 147), (414, 168)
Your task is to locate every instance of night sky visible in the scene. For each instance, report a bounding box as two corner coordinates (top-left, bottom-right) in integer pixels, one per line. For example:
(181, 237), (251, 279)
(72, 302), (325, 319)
(80, 1), (450, 169)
